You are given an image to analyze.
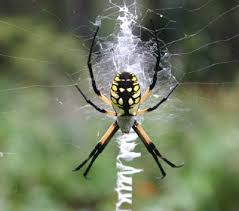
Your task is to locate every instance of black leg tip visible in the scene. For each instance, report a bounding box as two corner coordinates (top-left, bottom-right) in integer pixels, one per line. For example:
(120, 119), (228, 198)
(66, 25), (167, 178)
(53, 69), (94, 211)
(175, 162), (185, 168)
(83, 174), (91, 180)
(156, 173), (166, 180)
(73, 166), (82, 172)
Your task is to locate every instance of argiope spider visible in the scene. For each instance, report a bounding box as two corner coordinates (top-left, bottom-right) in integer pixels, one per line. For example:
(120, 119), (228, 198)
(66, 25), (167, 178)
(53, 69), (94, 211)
(73, 22), (183, 179)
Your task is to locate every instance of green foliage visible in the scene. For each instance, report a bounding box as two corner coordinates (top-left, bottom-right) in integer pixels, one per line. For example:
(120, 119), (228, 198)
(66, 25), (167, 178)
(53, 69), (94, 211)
(0, 17), (85, 84)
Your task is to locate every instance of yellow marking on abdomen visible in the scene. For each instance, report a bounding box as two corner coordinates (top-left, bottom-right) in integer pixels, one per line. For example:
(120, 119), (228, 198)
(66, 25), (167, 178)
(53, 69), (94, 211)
(111, 90), (119, 99)
(118, 98), (123, 105)
(133, 90), (140, 98)
(112, 85), (118, 91)
(129, 106), (138, 116)
(128, 98), (134, 105)
(135, 97), (140, 104)
(115, 76), (120, 81)
(134, 85), (139, 92)
(127, 88), (132, 92)
(119, 88), (125, 92)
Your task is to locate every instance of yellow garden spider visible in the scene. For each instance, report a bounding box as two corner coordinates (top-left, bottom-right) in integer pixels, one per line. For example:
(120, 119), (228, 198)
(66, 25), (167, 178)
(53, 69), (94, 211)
(73, 23), (183, 178)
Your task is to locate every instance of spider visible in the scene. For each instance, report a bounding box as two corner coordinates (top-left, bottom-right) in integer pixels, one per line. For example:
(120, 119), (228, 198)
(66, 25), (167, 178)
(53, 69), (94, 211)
(73, 22), (183, 179)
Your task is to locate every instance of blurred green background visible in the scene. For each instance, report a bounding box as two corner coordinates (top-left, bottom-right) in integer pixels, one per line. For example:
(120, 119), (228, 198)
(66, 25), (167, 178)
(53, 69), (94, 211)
(0, 0), (239, 211)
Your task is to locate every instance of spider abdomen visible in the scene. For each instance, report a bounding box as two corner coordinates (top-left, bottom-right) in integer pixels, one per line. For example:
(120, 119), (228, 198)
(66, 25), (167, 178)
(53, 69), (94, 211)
(111, 72), (141, 116)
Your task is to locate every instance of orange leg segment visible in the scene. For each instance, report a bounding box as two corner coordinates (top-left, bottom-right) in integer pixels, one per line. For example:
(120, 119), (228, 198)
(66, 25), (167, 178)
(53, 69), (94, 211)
(73, 122), (119, 178)
(133, 121), (183, 179)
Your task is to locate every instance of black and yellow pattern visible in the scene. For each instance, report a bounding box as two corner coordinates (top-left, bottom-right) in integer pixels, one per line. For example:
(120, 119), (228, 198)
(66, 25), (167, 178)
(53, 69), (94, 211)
(74, 24), (181, 178)
(110, 72), (141, 116)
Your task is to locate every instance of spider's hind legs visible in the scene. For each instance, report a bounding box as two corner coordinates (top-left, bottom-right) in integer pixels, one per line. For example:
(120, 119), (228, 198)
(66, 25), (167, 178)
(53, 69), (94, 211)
(133, 122), (183, 178)
(73, 122), (119, 178)
(73, 143), (101, 177)
(156, 174), (166, 180)
(149, 143), (184, 168)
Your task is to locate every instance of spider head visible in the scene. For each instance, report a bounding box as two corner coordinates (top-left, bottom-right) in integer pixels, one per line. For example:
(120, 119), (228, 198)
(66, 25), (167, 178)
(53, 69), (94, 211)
(111, 72), (141, 116)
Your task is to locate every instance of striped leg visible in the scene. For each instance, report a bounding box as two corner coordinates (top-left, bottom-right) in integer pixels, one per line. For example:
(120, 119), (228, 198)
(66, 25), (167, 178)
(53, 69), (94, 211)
(73, 122), (119, 178)
(133, 121), (183, 179)
(141, 20), (163, 104)
(138, 83), (178, 115)
(75, 84), (116, 116)
(87, 26), (112, 106)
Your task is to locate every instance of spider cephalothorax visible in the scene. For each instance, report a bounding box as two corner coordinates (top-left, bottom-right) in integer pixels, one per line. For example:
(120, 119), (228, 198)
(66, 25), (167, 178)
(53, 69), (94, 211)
(73, 22), (183, 178)
(111, 72), (141, 116)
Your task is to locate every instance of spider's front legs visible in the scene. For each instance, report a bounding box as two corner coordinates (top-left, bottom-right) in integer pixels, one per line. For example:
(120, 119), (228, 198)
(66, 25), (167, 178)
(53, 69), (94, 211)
(75, 84), (116, 116)
(73, 122), (119, 178)
(138, 83), (178, 115)
(133, 121), (183, 179)
(141, 20), (163, 104)
(87, 26), (112, 107)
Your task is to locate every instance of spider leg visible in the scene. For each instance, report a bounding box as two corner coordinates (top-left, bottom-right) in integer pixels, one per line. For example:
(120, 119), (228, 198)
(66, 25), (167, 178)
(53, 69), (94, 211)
(88, 26), (112, 107)
(138, 83), (178, 115)
(141, 20), (162, 104)
(75, 84), (116, 116)
(133, 121), (183, 178)
(73, 122), (119, 178)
